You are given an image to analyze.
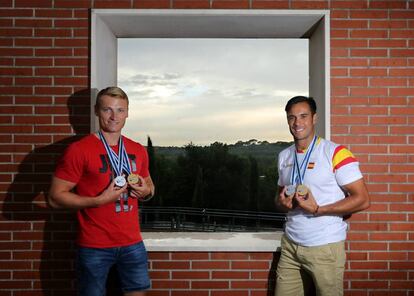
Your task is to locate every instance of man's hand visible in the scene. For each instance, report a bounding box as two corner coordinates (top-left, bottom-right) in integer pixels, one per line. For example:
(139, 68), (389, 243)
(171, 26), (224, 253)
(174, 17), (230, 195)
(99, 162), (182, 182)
(129, 175), (152, 200)
(95, 179), (128, 206)
(276, 186), (295, 212)
(293, 188), (319, 215)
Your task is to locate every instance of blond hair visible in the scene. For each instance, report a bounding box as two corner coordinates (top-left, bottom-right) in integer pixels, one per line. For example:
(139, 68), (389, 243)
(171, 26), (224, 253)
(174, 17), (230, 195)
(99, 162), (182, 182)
(95, 86), (129, 110)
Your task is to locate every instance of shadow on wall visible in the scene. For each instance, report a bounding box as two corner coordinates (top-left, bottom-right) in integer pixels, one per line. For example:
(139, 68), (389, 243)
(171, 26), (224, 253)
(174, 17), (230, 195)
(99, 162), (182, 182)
(2, 89), (91, 294)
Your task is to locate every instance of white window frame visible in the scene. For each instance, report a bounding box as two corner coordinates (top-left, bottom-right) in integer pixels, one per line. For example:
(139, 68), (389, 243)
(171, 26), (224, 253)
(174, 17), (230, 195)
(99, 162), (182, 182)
(90, 9), (330, 252)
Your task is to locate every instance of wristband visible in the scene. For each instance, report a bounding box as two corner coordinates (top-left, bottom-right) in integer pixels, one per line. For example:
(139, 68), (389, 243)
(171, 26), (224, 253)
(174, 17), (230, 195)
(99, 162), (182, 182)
(313, 205), (319, 216)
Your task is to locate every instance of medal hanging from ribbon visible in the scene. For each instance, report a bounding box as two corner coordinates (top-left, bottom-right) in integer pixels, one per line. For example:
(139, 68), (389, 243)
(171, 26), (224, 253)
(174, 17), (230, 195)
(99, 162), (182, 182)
(99, 131), (132, 212)
(290, 135), (317, 194)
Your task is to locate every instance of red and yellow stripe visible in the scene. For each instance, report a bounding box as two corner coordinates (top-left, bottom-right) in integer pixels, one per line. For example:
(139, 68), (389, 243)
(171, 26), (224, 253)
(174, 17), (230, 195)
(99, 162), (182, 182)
(332, 145), (357, 171)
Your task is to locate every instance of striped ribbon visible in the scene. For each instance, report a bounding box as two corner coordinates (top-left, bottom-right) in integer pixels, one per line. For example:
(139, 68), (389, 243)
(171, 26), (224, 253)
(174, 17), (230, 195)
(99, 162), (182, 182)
(98, 131), (132, 176)
(291, 135), (317, 185)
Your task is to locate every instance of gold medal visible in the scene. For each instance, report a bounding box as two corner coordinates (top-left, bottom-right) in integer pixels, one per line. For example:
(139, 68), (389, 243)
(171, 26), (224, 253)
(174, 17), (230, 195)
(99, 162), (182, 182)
(296, 184), (308, 196)
(127, 173), (139, 185)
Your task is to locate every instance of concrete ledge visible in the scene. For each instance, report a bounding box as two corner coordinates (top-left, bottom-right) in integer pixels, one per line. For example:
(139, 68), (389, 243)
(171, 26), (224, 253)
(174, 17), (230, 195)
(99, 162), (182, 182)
(143, 231), (283, 252)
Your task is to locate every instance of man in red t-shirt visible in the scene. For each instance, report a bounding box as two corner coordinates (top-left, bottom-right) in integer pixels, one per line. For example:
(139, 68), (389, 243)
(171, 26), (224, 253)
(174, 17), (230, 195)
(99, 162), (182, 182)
(49, 86), (154, 296)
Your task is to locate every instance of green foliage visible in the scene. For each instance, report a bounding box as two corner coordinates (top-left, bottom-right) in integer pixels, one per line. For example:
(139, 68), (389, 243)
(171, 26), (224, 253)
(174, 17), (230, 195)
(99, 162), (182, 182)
(145, 138), (291, 213)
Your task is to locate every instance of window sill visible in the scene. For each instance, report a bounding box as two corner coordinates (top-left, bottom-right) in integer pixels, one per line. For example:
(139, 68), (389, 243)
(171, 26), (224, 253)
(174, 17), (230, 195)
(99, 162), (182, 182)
(142, 231), (283, 252)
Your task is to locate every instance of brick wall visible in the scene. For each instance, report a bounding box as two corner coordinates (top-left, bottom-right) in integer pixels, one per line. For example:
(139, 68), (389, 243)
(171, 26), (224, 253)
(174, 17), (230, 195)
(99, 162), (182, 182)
(0, 0), (413, 295)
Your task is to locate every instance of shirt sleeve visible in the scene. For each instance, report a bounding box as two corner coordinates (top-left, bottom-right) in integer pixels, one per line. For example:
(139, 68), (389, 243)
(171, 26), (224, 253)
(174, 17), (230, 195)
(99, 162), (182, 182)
(333, 145), (363, 186)
(54, 143), (85, 184)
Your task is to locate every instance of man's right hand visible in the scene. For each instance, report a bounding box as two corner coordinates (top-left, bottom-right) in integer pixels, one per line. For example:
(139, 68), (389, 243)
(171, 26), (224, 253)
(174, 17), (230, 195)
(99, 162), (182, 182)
(95, 180), (128, 206)
(276, 186), (295, 212)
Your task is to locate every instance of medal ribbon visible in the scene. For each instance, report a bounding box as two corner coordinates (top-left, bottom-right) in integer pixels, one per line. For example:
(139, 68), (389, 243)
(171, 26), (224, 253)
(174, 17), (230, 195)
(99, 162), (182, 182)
(290, 135), (317, 185)
(98, 131), (131, 176)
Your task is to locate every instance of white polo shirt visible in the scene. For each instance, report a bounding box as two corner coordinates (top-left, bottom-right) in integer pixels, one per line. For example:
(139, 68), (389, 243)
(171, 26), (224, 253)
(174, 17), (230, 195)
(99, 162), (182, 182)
(277, 137), (363, 247)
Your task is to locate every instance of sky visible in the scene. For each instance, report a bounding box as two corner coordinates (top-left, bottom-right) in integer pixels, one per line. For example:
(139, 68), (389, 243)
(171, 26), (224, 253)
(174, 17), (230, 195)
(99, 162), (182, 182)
(118, 38), (308, 147)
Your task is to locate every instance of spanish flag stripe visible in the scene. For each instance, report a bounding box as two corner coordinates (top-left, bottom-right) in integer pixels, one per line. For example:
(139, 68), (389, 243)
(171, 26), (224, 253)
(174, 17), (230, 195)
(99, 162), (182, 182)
(332, 146), (357, 171)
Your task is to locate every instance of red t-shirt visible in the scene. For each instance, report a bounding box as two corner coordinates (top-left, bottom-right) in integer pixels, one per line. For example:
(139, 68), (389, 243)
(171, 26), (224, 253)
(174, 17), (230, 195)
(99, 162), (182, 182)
(54, 134), (149, 248)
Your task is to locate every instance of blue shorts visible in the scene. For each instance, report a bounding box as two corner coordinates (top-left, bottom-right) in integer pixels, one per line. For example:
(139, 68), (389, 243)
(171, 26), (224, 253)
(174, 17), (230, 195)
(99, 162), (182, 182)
(77, 241), (150, 296)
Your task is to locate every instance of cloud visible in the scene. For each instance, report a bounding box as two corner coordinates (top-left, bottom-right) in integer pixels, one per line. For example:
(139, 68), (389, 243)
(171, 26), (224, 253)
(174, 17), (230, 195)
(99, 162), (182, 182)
(118, 38), (308, 146)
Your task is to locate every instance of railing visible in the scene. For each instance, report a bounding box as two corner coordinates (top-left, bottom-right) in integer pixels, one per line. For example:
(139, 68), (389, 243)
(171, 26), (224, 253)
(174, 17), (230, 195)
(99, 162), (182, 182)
(139, 206), (286, 232)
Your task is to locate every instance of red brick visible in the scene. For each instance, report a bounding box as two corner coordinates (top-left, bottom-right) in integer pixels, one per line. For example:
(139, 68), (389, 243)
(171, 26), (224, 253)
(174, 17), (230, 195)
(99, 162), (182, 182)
(350, 125), (387, 134)
(152, 261), (190, 270)
(369, 58), (407, 67)
(35, 87), (72, 95)
(15, 38), (53, 47)
(35, 48), (73, 56)
(15, 19), (52, 28)
(390, 68), (414, 76)
(231, 261), (269, 270)
(0, 48), (33, 56)
(390, 10), (414, 19)
(34, 28), (71, 37)
(370, 1), (407, 9)
(350, 68), (387, 77)
(0, 28), (33, 37)
(291, 1), (329, 9)
(171, 0), (209, 8)
(212, 271), (249, 279)
(171, 253), (209, 260)
(251, 1), (290, 9)
(331, 39), (368, 48)
(350, 261), (388, 270)
(331, 68), (348, 76)
(191, 261), (230, 269)
(331, 29), (348, 38)
(370, 20), (407, 29)
(370, 78), (407, 86)
(369, 174), (406, 183)
(15, 0), (52, 7)
(191, 280), (229, 289)
(34, 9), (72, 18)
(332, 0), (368, 9)
(391, 223), (414, 233)
(390, 106), (414, 115)
(172, 271), (209, 279)
(53, 77), (88, 86)
(55, 57), (88, 66)
(171, 292), (208, 296)
(350, 87), (388, 96)
(344, 270), (369, 280)
(151, 280), (189, 289)
(0, 9), (33, 17)
(331, 20), (368, 29)
(54, 0), (91, 8)
(94, 0), (132, 8)
(350, 10), (388, 19)
(16, 77), (52, 85)
(54, 19), (88, 28)
(54, 38), (88, 47)
(391, 49), (414, 57)
(133, 0), (170, 8)
(211, 253), (249, 260)
(352, 280), (388, 289)
(351, 49), (388, 57)
(211, 291), (249, 296)
(211, 0), (250, 9)
(350, 29), (388, 38)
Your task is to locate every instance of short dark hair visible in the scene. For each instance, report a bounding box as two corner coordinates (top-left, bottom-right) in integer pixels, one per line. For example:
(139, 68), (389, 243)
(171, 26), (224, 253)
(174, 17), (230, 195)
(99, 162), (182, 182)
(285, 96), (317, 114)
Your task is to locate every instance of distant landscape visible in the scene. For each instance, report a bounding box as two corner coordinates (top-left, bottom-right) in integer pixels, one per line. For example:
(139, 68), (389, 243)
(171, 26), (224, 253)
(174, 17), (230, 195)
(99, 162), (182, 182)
(145, 139), (292, 212)
(139, 139), (292, 231)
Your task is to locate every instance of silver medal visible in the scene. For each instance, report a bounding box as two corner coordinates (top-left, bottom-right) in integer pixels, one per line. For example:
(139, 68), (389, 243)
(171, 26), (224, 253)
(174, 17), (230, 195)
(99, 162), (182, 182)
(285, 185), (296, 197)
(114, 175), (126, 187)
